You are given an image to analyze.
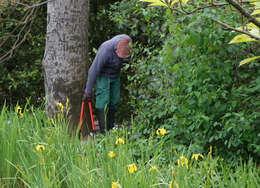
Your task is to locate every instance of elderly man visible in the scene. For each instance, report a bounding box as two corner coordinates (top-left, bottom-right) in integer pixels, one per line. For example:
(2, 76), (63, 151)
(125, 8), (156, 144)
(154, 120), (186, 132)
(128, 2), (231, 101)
(83, 34), (132, 133)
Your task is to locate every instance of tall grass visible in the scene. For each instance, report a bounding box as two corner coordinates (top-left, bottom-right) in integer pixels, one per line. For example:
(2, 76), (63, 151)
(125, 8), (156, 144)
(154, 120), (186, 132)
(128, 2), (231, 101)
(0, 104), (259, 187)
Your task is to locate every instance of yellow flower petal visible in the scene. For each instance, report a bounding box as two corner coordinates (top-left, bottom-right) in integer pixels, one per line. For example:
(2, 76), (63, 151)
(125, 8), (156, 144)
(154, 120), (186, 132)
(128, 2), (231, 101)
(156, 128), (166, 135)
(56, 102), (64, 112)
(169, 181), (173, 188)
(36, 145), (45, 152)
(208, 145), (213, 156)
(15, 106), (24, 117)
(178, 156), (188, 169)
(128, 163), (137, 174)
(192, 153), (204, 161)
(160, 128), (166, 135)
(115, 138), (125, 145)
(112, 181), (119, 188)
(108, 151), (116, 158)
(149, 165), (158, 172)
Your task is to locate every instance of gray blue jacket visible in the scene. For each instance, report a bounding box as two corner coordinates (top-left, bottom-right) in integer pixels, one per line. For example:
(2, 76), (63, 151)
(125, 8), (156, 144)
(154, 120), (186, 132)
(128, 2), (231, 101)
(85, 34), (132, 95)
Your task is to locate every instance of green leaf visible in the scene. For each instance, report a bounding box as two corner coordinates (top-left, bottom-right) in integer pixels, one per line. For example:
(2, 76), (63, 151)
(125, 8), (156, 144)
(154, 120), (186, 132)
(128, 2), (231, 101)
(239, 56), (260, 66)
(252, 2), (260, 7)
(247, 23), (259, 29)
(236, 23), (259, 30)
(148, 2), (168, 7)
(249, 0), (260, 4)
(249, 28), (260, 37)
(251, 9), (260, 15)
(139, 0), (162, 2)
(229, 34), (256, 44)
(139, 0), (168, 7)
(171, 0), (179, 6)
(181, 0), (190, 5)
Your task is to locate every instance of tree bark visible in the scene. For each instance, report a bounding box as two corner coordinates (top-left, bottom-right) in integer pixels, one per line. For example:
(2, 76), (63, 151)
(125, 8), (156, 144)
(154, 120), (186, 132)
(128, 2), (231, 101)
(42, 0), (90, 135)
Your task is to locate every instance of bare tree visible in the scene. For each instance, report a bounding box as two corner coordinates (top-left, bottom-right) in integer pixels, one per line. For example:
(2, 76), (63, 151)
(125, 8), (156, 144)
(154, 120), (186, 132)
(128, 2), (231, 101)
(42, 0), (90, 134)
(0, 1), (38, 63)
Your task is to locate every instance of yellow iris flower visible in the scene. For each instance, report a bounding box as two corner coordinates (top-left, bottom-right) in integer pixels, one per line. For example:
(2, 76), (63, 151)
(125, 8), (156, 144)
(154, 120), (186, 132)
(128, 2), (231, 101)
(191, 153), (204, 161)
(128, 163), (137, 174)
(56, 102), (64, 112)
(111, 181), (119, 188)
(115, 138), (125, 145)
(108, 151), (116, 158)
(149, 165), (158, 172)
(15, 106), (24, 117)
(156, 128), (166, 135)
(177, 156), (188, 169)
(208, 145), (213, 156)
(36, 145), (45, 152)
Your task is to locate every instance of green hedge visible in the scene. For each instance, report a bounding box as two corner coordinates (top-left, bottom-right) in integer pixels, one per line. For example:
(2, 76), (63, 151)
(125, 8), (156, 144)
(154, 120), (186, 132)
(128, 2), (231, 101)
(127, 9), (260, 161)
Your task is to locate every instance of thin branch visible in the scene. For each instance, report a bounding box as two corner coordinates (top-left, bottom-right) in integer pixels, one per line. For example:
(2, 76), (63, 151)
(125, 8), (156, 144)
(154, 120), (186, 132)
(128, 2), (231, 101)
(0, 34), (17, 40)
(212, 18), (260, 40)
(225, 0), (260, 28)
(14, 0), (54, 9)
(0, 9), (33, 48)
(0, 0), (48, 64)
(171, 8), (185, 14)
(0, 18), (21, 23)
(177, 0), (250, 15)
(0, 8), (37, 64)
(186, 4), (221, 14)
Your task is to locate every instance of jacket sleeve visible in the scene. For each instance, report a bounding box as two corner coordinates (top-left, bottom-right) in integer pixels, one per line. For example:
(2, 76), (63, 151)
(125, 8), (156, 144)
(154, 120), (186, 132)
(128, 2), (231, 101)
(84, 46), (108, 95)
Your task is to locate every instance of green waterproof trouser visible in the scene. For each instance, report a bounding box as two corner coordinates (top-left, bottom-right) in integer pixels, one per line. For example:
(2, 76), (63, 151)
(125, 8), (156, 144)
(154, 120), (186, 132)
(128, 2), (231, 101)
(95, 76), (120, 109)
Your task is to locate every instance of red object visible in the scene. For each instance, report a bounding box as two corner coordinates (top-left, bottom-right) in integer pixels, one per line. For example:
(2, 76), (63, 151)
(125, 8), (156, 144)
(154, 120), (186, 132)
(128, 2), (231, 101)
(78, 101), (85, 130)
(78, 101), (95, 131)
(88, 101), (95, 131)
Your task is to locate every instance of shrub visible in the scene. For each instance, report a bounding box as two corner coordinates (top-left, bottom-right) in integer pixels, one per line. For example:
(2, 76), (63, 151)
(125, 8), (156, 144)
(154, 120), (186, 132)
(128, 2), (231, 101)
(127, 8), (260, 161)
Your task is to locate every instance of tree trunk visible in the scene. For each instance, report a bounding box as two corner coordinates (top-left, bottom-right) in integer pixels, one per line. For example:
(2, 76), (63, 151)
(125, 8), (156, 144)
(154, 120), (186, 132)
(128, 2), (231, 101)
(42, 0), (90, 135)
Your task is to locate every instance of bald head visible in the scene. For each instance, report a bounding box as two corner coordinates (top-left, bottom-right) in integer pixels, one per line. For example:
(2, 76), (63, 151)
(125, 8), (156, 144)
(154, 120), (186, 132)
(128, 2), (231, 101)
(116, 38), (131, 58)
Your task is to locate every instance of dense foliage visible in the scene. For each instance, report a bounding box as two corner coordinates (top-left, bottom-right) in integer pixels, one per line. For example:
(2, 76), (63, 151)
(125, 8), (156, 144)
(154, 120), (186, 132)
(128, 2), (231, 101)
(118, 4), (260, 160)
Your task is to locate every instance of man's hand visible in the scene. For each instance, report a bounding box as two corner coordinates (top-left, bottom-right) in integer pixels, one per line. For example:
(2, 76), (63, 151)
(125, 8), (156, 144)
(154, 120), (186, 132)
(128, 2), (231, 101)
(82, 93), (91, 102)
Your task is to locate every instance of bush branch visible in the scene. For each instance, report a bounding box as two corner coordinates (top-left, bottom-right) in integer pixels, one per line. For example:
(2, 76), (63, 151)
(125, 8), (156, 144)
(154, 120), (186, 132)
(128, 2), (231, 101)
(15, 0), (53, 9)
(225, 0), (260, 28)
(212, 18), (260, 40)
(177, 0), (250, 15)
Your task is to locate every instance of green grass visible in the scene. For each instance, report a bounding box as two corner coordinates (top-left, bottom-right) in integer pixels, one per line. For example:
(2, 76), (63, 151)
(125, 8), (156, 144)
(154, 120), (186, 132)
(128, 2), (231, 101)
(0, 104), (260, 188)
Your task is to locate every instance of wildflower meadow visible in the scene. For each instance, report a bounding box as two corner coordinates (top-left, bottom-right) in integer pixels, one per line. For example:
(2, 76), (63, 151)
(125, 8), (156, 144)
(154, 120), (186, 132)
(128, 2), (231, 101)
(0, 104), (260, 188)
